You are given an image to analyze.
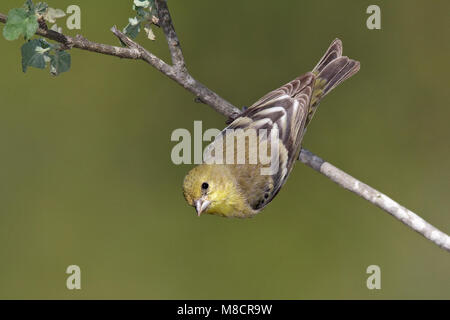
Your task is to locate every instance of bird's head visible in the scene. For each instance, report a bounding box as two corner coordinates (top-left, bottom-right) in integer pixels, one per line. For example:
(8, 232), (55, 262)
(183, 164), (240, 217)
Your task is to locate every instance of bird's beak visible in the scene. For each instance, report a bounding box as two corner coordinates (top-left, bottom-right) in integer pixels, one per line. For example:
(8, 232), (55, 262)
(195, 198), (211, 216)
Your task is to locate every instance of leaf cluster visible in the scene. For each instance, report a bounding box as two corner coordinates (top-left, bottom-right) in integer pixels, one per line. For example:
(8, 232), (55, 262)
(2, 0), (70, 76)
(123, 0), (159, 41)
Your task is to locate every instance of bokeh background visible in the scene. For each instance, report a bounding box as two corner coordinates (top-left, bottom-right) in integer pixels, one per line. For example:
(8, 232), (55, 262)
(0, 0), (449, 299)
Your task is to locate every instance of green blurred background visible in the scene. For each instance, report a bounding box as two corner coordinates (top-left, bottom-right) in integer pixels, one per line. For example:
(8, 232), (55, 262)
(0, 0), (449, 299)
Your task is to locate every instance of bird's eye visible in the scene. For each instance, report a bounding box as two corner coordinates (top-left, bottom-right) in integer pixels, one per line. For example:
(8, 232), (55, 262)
(201, 182), (209, 190)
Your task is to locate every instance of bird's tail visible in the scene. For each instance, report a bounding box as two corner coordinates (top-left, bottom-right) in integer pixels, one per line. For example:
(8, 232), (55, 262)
(307, 38), (360, 125)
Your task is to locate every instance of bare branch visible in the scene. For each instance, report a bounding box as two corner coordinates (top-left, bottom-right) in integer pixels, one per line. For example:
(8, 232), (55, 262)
(0, 5), (448, 252)
(0, 11), (238, 118)
(110, 26), (173, 74)
(0, 13), (141, 59)
(109, 25), (239, 118)
(299, 150), (450, 252)
(155, 0), (186, 72)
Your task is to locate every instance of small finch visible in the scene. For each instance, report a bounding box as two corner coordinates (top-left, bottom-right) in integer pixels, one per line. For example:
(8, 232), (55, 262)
(183, 39), (360, 218)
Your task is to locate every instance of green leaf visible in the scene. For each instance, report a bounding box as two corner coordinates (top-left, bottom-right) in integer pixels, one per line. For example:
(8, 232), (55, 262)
(43, 7), (66, 24)
(25, 0), (35, 12)
(3, 7), (38, 41)
(134, 0), (150, 8)
(123, 17), (142, 39)
(136, 7), (150, 20)
(149, 0), (156, 13)
(49, 50), (71, 76)
(35, 2), (49, 15)
(3, 8), (27, 40)
(23, 15), (39, 39)
(21, 38), (50, 72)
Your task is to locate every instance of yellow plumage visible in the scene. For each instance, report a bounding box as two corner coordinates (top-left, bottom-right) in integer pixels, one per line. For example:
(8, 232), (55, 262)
(183, 39), (360, 218)
(183, 164), (257, 217)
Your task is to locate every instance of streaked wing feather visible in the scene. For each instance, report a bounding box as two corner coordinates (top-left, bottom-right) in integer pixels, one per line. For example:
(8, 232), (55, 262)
(313, 38), (343, 74)
(226, 73), (315, 209)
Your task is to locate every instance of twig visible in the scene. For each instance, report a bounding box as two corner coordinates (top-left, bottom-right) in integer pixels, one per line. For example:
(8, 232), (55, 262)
(110, 25), (240, 119)
(155, 0), (186, 72)
(0, 4), (448, 252)
(0, 13), (140, 59)
(299, 150), (450, 251)
(0, 12), (239, 119)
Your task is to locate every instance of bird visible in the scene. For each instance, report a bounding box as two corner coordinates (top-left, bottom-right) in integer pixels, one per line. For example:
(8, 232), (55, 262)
(183, 38), (360, 218)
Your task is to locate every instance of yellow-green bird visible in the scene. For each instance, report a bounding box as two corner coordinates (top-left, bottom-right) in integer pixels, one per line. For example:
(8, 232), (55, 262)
(183, 39), (360, 218)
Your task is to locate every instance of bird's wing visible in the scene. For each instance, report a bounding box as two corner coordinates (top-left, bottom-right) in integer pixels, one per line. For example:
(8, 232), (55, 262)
(225, 72), (315, 209)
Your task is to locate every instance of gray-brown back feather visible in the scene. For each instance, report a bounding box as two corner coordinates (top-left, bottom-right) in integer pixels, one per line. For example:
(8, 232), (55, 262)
(222, 73), (314, 210)
(206, 39), (359, 212)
